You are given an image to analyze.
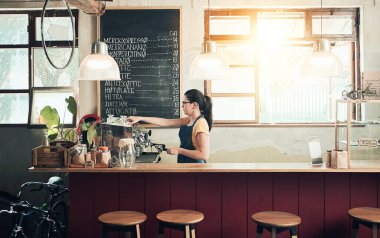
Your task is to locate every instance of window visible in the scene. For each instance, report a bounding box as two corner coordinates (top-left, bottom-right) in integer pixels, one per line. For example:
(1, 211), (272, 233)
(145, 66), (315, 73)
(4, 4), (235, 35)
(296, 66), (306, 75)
(205, 9), (359, 124)
(0, 10), (78, 126)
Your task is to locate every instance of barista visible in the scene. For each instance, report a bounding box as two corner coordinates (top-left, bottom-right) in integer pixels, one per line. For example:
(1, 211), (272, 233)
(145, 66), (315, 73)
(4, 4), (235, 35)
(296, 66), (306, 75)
(127, 89), (212, 163)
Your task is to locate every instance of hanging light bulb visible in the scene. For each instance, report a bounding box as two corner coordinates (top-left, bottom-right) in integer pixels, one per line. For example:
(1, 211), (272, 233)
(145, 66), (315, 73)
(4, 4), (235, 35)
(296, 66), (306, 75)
(189, 40), (228, 80)
(189, 0), (228, 81)
(301, 0), (343, 78)
(302, 39), (343, 77)
(79, 41), (121, 81)
(78, 2), (120, 81)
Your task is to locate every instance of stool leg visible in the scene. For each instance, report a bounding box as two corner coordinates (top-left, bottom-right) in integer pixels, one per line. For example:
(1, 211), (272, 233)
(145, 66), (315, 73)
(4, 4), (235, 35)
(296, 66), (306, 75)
(158, 222), (165, 238)
(136, 224), (141, 238)
(290, 227), (298, 238)
(271, 227), (276, 238)
(189, 224), (196, 238)
(256, 225), (263, 238)
(185, 225), (190, 238)
(101, 225), (108, 238)
(373, 223), (378, 238)
(352, 220), (359, 238)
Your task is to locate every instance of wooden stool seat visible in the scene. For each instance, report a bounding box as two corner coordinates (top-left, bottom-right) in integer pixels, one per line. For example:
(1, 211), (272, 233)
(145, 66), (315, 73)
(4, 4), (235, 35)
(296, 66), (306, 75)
(156, 209), (204, 238)
(98, 211), (147, 238)
(251, 211), (301, 238)
(349, 207), (380, 238)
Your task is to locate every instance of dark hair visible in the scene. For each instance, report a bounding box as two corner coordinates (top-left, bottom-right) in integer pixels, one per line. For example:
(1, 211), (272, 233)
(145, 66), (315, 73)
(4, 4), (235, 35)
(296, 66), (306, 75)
(185, 89), (213, 131)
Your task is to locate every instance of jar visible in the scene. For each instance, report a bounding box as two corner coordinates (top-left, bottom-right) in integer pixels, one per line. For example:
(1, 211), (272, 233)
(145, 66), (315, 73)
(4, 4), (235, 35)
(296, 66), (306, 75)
(99, 146), (111, 166)
(118, 138), (136, 167)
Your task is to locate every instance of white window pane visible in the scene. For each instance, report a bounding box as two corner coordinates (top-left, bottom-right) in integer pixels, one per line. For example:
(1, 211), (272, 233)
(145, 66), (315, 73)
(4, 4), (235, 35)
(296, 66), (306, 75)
(217, 43), (255, 65)
(0, 14), (28, 44)
(0, 93), (29, 123)
(210, 16), (251, 35)
(258, 12), (305, 41)
(260, 79), (330, 123)
(31, 90), (74, 125)
(33, 48), (79, 87)
(312, 15), (353, 35)
(0, 49), (28, 89)
(211, 67), (255, 93)
(213, 97), (255, 120)
(36, 17), (75, 41)
(258, 42), (351, 123)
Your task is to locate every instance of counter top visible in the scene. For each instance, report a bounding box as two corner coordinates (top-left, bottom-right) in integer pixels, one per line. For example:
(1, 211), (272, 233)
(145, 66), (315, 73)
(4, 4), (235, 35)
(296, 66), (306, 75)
(29, 161), (380, 173)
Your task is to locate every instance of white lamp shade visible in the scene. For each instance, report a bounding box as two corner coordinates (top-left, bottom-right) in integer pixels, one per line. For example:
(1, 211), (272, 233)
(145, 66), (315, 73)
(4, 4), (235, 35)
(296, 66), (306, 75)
(79, 41), (121, 81)
(79, 53), (120, 80)
(302, 39), (343, 78)
(189, 40), (228, 81)
(189, 53), (228, 80)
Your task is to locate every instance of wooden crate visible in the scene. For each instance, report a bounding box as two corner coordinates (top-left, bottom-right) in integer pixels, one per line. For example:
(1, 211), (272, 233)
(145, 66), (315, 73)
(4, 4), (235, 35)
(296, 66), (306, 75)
(32, 146), (68, 168)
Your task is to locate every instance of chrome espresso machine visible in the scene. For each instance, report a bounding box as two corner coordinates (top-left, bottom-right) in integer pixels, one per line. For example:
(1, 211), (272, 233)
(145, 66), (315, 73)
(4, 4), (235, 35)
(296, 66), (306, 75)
(101, 116), (166, 165)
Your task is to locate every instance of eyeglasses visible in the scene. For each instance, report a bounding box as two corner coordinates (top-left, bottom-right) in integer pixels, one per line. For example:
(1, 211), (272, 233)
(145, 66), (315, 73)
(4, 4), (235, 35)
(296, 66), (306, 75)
(182, 101), (191, 105)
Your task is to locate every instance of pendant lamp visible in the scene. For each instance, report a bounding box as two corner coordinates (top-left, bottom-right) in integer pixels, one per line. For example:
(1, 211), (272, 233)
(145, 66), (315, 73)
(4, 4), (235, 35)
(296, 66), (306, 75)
(78, 2), (120, 81)
(79, 41), (121, 81)
(301, 0), (343, 78)
(189, 0), (228, 81)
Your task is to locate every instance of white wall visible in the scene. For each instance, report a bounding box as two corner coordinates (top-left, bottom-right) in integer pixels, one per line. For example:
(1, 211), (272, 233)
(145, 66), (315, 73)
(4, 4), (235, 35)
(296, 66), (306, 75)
(48, 0), (380, 163)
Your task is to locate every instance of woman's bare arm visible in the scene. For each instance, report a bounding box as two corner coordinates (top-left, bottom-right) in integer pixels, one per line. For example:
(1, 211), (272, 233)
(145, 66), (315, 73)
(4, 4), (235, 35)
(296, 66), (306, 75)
(127, 116), (185, 127)
(166, 132), (209, 161)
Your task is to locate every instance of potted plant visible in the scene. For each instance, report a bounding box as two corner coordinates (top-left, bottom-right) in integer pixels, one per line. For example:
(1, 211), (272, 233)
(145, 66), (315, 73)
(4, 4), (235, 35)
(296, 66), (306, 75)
(40, 96), (77, 148)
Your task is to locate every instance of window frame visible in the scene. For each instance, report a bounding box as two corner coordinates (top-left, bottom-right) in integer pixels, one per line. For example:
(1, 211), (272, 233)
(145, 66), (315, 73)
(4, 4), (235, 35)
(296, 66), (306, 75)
(0, 9), (78, 127)
(205, 8), (360, 126)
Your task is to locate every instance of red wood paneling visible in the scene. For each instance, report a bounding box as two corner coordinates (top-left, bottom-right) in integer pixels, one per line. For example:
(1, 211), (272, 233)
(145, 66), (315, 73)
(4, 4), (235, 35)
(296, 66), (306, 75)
(170, 173), (196, 238)
(145, 174), (171, 238)
(273, 173), (299, 238)
(247, 173), (273, 238)
(351, 173), (378, 238)
(299, 173), (325, 238)
(93, 173), (119, 238)
(325, 173), (350, 238)
(196, 173), (222, 238)
(119, 174), (145, 237)
(222, 173), (248, 238)
(68, 172), (380, 238)
(69, 173), (94, 238)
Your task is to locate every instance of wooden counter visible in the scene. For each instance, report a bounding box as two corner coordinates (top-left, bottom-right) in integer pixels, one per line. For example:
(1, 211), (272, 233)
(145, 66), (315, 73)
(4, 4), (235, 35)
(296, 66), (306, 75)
(29, 161), (380, 173)
(30, 162), (380, 238)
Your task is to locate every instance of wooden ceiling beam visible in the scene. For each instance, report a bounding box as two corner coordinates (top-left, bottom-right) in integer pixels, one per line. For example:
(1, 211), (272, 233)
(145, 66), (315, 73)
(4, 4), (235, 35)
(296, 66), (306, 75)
(65, 0), (105, 15)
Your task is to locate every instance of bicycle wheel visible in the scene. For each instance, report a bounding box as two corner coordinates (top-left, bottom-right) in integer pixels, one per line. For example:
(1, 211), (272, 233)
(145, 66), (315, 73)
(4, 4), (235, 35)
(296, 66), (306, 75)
(50, 201), (68, 238)
(34, 219), (50, 238)
(41, 0), (75, 69)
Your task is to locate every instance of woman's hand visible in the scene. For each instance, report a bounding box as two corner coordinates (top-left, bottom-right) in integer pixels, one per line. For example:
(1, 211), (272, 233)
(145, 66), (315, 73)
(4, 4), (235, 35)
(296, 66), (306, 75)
(166, 147), (180, 155)
(127, 116), (141, 125)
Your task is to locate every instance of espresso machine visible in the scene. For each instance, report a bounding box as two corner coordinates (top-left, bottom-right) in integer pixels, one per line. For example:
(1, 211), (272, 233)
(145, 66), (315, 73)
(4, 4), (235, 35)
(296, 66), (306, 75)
(101, 119), (166, 164)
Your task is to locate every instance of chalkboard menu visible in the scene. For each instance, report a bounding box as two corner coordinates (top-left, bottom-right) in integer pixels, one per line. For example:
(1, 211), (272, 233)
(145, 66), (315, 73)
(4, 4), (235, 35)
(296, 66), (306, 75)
(98, 8), (181, 121)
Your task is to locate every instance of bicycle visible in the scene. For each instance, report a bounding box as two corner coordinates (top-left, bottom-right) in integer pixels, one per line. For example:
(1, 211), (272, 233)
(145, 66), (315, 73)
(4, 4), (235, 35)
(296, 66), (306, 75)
(0, 176), (69, 238)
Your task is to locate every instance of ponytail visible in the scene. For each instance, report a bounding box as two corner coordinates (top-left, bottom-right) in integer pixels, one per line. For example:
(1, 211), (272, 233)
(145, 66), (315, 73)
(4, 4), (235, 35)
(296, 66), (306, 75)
(203, 95), (213, 131)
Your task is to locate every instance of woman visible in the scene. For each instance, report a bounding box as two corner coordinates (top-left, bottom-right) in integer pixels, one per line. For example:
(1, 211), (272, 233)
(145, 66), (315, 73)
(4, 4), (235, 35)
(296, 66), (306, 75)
(127, 89), (212, 163)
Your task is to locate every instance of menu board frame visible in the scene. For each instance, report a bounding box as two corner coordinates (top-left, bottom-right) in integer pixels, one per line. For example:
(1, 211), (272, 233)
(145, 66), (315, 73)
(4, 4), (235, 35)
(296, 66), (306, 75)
(97, 7), (182, 123)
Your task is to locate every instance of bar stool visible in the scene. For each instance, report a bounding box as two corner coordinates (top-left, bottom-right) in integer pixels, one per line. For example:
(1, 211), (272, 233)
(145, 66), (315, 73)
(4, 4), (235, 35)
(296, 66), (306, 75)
(251, 211), (301, 238)
(98, 211), (147, 238)
(156, 209), (204, 238)
(348, 207), (380, 238)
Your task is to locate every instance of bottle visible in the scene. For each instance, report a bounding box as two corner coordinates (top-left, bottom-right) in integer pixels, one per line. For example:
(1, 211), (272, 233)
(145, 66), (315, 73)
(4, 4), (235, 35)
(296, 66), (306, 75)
(42, 131), (49, 146)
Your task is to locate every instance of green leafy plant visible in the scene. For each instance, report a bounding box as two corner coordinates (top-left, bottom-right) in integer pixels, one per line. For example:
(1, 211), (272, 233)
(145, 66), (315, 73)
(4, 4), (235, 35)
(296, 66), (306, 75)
(40, 96), (77, 142)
